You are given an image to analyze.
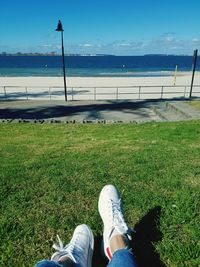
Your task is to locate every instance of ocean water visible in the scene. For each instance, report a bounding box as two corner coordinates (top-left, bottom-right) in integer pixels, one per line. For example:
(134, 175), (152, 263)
(0, 55), (198, 77)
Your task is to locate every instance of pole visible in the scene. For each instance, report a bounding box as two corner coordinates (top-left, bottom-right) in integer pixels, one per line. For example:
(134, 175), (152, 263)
(4, 86), (7, 100)
(173, 65), (178, 86)
(161, 86), (164, 99)
(190, 49), (198, 98)
(61, 31), (67, 101)
(138, 86), (141, 100)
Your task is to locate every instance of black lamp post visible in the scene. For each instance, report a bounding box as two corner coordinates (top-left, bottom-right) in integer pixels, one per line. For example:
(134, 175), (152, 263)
(190, 49), (198, 99)
(56, 20), (67, 101)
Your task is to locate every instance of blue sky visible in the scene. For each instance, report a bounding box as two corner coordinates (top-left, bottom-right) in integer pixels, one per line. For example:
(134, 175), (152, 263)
(0, 0), (200, 55)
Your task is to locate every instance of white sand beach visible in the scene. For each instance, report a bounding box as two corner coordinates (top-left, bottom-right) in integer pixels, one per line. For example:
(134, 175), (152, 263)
(1, 72), (200, 86)
(1, 72), (200, 101)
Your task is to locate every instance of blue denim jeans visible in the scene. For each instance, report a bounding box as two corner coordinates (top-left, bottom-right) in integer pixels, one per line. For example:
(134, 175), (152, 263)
(34, 249), (138, 267)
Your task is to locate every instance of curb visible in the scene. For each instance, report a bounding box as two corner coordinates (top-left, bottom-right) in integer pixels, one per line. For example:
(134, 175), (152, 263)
(0, 119), (139, 124)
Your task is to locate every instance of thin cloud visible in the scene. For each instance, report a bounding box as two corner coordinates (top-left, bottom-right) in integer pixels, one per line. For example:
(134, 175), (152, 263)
(79, 43), (93, 47)
(192, 38), (199, 43)
(164, 36), (174, 42)
(83, 44), (93, 47)
(114, 43), (131, 47)
(42, 44), (54, 48)
(1, 34), (199, 55)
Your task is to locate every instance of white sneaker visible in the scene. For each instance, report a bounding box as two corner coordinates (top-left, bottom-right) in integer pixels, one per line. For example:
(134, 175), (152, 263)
(51, 224), (94, 267)
(98, 185), (132, 261)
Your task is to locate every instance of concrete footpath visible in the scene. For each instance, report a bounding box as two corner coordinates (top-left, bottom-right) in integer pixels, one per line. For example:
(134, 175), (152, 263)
(0, 99), (199, 123)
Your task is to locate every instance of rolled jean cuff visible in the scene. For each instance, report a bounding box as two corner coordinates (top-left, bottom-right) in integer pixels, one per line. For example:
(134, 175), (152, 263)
(34, 259), (63, 267)
(108, 248), (138, 267)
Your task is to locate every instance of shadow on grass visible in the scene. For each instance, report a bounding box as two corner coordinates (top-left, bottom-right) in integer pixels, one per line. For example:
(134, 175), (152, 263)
(93, 206), (166, 267)
(93, 235), (108, 267)
(131, 206), (167, 267)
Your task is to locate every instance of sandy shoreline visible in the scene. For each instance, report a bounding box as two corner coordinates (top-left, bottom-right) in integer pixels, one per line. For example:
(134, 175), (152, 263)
(0, 72), (200, 87)
(1, 72), (200, 101)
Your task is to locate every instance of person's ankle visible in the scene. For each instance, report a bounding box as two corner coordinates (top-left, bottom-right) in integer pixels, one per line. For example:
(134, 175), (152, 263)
(110, 234), (130, 254)
(58, 255), (75, 267)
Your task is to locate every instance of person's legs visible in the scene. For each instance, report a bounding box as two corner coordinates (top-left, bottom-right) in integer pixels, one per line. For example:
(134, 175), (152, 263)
(108, 234), (138, 267)
(110, 234), (129, 254)
(35, 259), (63, 267)
(34, 224), (94, 267)
(98, 185), (138, 267)
(107, 249), (138, 267)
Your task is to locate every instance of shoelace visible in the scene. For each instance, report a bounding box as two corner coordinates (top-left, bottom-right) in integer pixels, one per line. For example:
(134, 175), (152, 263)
(52, 235), (77, 263)
(110, 199), (133, 240)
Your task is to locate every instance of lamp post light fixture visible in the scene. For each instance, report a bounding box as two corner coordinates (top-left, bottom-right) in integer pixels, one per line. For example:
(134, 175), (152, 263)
(56, 20), (67, 101)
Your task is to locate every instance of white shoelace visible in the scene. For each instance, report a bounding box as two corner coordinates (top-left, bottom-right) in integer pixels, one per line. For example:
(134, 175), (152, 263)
(109, 199), (132, 240)
(52, 235), (77, 263)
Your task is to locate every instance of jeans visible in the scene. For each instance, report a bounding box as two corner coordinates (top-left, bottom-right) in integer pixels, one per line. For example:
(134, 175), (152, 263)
(35, 249), (138, 267)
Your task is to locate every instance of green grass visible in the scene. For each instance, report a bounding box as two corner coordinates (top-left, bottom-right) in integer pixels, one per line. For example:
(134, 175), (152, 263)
(0, 122), (200, 267)
(187, 100), (200, 110)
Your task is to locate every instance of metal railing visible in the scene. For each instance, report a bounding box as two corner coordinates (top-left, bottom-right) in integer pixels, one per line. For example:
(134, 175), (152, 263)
(0, 85), (200, 101)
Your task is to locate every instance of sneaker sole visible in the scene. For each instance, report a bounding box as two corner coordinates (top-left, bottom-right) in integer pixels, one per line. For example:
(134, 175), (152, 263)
(83, 224), (94, 267)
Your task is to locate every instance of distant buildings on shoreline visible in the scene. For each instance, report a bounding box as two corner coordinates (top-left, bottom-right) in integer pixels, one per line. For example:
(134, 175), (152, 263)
(0, 52), (191, 57)
(0, 52), (115, 57)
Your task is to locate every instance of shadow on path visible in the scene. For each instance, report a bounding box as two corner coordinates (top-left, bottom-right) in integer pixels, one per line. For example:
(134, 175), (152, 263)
(0, 100), (156, 119)
(1, 97), (196, 120)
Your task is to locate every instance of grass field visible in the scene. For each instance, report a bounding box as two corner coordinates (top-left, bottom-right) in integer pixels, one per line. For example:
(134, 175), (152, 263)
(0, 122), (200, 267)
